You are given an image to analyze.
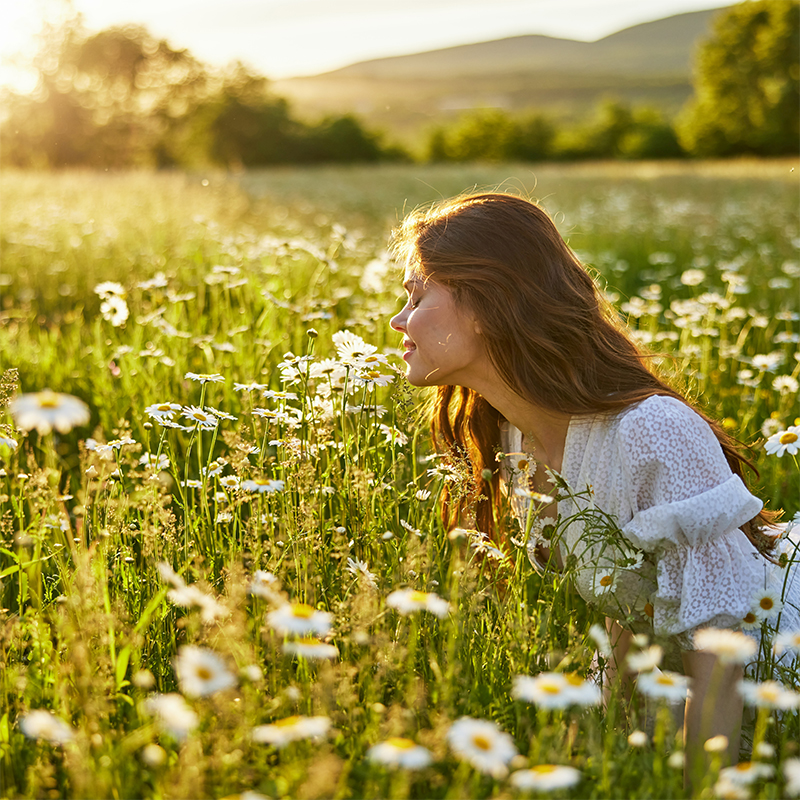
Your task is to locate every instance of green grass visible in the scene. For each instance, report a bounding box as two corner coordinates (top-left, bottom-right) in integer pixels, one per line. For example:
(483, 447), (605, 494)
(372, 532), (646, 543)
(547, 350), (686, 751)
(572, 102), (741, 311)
(0, 162), (798, 799)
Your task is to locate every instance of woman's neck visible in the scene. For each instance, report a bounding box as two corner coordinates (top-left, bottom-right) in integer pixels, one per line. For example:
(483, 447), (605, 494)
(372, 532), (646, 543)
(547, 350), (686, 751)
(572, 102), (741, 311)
(468, 377), (571, 472)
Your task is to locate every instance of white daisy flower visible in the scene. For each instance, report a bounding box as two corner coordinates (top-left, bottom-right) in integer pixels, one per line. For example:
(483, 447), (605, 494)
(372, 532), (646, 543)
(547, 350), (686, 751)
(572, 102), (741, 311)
(636, 670), (689, 701)
(251, 715), (331, 748)
(773, 375), (799, 395)
(509, 764), (582, 792)
(242, 478), (285, 494)
(366, 737), (433, 770)
(774, 629), (800, 656)
(332, 330), (377, 363)
(512, 672), (601, 709)
(266, 602), (333, 637)
(588, 623), (612, 657)
(591, 568), (616, 595)
(140, 743), (167, 767)
(764, 425), (800, 457)
(219, 475), (241, 490)
(141, 693), (198, 741)
(167, 584), (227, 624)
(751, 590), (783, 620)
(785, 758), (800, 797)
(346, 557), (377, 588)
(737, 679), (800, 710)
(386, 588), (450, 619)
(627, 730), (648, 747)
(100, 295), (129, 326)
(282, 638), (339, 660)
(248, 570), (280, 599)
(741, 610), (761, 630)
(94, 281), (126, 298)
(712, 777), (751, 799)
(719, 761), (774, 785)
(139, 452), (170, 470)
(174, 646), (236, 697)
(181, 406), (218, 430)
(761, 417), (783, 438)
(234, 381), (269, 392)
(0, 436), (18, 450)
(694, 628), (757, 664)
(19, 710), (75, 745)
(446, 717), (517, 779)
(626, 645), (664, 673)
(96, 436), (136, 454)
(185, 372), (224, 384)
(10, 390), (90, 435)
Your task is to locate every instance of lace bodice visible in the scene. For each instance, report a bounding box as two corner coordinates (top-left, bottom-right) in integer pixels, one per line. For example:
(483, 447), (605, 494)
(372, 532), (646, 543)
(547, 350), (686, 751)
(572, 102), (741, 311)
(502, 395), (799, 654)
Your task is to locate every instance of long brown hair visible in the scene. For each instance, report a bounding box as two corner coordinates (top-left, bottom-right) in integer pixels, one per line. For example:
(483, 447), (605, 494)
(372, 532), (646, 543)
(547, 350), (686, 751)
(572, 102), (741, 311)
(391, 192), (779, 555)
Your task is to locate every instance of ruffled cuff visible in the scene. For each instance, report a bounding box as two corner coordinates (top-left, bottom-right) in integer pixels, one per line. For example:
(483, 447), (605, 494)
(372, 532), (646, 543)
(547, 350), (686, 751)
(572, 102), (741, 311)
(650, 533), (766, 640)
(621, 474), (762, 550)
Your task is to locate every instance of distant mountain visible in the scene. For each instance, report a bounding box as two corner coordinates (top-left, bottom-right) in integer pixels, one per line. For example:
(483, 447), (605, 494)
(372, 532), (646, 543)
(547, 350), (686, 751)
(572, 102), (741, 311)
(271, 7), (730, 146)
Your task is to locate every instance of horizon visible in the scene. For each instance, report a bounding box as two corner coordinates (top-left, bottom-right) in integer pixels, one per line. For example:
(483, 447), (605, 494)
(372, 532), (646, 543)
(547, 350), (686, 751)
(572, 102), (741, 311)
(1, 0), (731, 93)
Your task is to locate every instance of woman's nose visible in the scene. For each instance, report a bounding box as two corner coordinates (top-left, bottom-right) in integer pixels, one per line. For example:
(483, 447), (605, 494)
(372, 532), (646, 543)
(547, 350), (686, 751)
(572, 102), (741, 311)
(390, 308), (407, 332)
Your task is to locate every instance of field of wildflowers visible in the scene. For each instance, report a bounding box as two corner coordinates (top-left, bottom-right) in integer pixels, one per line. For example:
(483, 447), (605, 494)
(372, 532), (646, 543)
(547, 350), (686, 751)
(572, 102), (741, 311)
(0, 161), (798, 799)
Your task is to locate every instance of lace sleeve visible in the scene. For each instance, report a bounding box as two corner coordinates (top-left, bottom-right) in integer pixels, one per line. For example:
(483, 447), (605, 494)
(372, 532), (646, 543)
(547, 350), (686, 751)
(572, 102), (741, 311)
(616, 396), (766, 640)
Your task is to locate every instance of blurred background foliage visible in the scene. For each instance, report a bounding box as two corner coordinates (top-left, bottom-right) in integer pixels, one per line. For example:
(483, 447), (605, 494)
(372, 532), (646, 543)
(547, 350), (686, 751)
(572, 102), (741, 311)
(0, 0), (797, 169)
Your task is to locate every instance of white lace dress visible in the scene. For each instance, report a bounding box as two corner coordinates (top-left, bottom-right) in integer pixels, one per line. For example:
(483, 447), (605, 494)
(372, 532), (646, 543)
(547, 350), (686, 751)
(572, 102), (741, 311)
(502, 395), (800, 666)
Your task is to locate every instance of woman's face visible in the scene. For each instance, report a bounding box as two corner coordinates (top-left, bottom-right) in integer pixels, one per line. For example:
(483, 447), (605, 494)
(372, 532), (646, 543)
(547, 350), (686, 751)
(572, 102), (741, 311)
(390, 272), (489, 388)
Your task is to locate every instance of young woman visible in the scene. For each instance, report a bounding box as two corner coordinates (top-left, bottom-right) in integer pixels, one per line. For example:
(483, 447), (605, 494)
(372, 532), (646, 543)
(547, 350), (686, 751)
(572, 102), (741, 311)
(388, 191), (799, 761)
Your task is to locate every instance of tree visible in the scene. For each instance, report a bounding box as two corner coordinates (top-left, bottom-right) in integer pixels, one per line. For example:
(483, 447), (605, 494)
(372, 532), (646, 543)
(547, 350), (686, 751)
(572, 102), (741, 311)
(677, 0), (799, 156)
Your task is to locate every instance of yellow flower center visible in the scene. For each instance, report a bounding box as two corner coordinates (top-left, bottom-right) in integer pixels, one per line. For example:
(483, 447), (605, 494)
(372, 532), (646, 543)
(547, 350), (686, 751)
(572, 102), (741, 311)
(254, 478), (271, 485)
(192, 412), (207, 421)
(542, 681), (563, 695)
(599, 575), (613, 587)
(291, 603), (315, 618)
(656, 675), (675, 686)
(759, 687), (780, 702)
(409, 591), (428, 604)
(759, 597), (774, 610)
(363, 355), (379, 363)
(37, 391), (61, 409)
(565, 674), (584, 687)
(275, 715), (301, 728)
(517, 459), (529, 471)
(471, 734), (492, 751)
(779, 432), (798, 444)
(532, 765), (557, 775)
(743, 612), (757, 624)
(157, 404), (172, 411)
(386, 737), (416, 750)
(644, 603), (654, 618)
(196, 667), (213, 680)
(735, 763), (754, 773)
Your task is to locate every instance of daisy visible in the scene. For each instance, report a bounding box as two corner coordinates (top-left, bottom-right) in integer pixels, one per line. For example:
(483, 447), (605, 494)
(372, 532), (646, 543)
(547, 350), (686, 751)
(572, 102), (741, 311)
(234, 381), (269, 392)
(251, 715), (331, 748)
(626, 645), (663, 673)
(386, 588), (450, 619)
(366, 737), (433, 770)
(309, 360), (346, 380)
(167, 584), (226, 624)
(282, 638), (339, 660)
(627, 730), (648, 747)
(785, 758), (800, 797)
(774, 629), (800, 656)
(509, 765), (582, 792)
(751, 589), (783, 620)
(512, 672), (600, 709)
(141, 693), (199, 741)
(248, 570), (280, 599)
(266, 602), (333, 637)
(712, 777), (751, 799)
(693, 628), (757, 664)
(636, 670), (689, 701)
(100, 296), (129, 326)
(446, 717), (517, 779)
(242, 477), (285, 493)
(96, 436), (136, 454)
(591, 568), (616, 595)
(173, 646), (236, 697)
(737, 679), (800, 710)
(181, 406), (218, 430)
(741, 610), (761, 630)
(185, 372), (224, 384)
(10, 390), (90, 434)
(139, 453), (170, 470)
(764, 426), (800, 457)
(332, 330), (377, 362)
(513, 487), (555, 504)
(94, 280), (126, 298)
(19, 709), (75, 745)
(719, 762), (774, 785)
(219, 475), (241, 490)
(346, 557), (377, 588)
(140, 743), (167, 767)
(0, 436), (18, 450)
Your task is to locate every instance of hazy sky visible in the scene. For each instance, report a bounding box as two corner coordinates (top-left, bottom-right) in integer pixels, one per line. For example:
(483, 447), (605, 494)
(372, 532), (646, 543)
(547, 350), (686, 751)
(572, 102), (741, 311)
(1, 0), (730, 90)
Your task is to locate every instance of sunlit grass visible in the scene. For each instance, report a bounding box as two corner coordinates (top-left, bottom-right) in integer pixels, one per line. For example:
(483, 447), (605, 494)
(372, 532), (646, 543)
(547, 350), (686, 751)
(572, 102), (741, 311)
(0, 163), (797, 799)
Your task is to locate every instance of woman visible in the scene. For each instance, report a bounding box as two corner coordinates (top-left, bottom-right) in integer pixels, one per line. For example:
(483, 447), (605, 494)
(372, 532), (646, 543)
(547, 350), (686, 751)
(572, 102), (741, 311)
(388, 191), (799, 762)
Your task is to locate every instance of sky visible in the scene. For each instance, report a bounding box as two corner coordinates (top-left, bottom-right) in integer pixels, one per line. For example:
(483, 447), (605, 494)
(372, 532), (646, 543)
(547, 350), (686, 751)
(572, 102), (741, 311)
(1, 0), (731, 91)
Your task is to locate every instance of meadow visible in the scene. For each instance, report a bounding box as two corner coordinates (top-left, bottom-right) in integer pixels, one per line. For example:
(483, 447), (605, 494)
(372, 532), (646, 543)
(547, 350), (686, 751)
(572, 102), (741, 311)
(0, 160), (798, 800)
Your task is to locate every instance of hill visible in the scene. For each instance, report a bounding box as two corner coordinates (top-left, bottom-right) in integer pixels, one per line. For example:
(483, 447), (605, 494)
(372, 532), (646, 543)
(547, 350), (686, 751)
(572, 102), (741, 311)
(271, 7), (729, 145)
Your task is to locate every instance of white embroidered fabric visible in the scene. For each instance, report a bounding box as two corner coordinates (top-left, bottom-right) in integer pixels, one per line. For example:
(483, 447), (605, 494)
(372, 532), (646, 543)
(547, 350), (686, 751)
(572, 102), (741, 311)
(502, 395), (800, 659)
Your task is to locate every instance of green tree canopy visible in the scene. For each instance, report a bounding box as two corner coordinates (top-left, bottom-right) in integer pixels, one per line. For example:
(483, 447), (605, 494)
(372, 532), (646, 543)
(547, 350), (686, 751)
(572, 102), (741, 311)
(677, 0), (800, 156)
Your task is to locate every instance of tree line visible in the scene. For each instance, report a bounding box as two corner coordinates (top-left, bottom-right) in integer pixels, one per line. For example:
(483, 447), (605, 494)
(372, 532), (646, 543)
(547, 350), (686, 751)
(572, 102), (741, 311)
(1, 0), (796, 168)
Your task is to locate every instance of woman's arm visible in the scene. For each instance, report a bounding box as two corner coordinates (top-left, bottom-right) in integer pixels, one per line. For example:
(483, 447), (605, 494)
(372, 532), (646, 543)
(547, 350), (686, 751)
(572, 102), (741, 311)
(682, 649), (743, 765)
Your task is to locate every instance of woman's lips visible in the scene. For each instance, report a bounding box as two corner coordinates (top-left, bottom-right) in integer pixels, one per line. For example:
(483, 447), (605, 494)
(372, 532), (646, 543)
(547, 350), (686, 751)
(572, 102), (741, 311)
(402, 339), (416, 360)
